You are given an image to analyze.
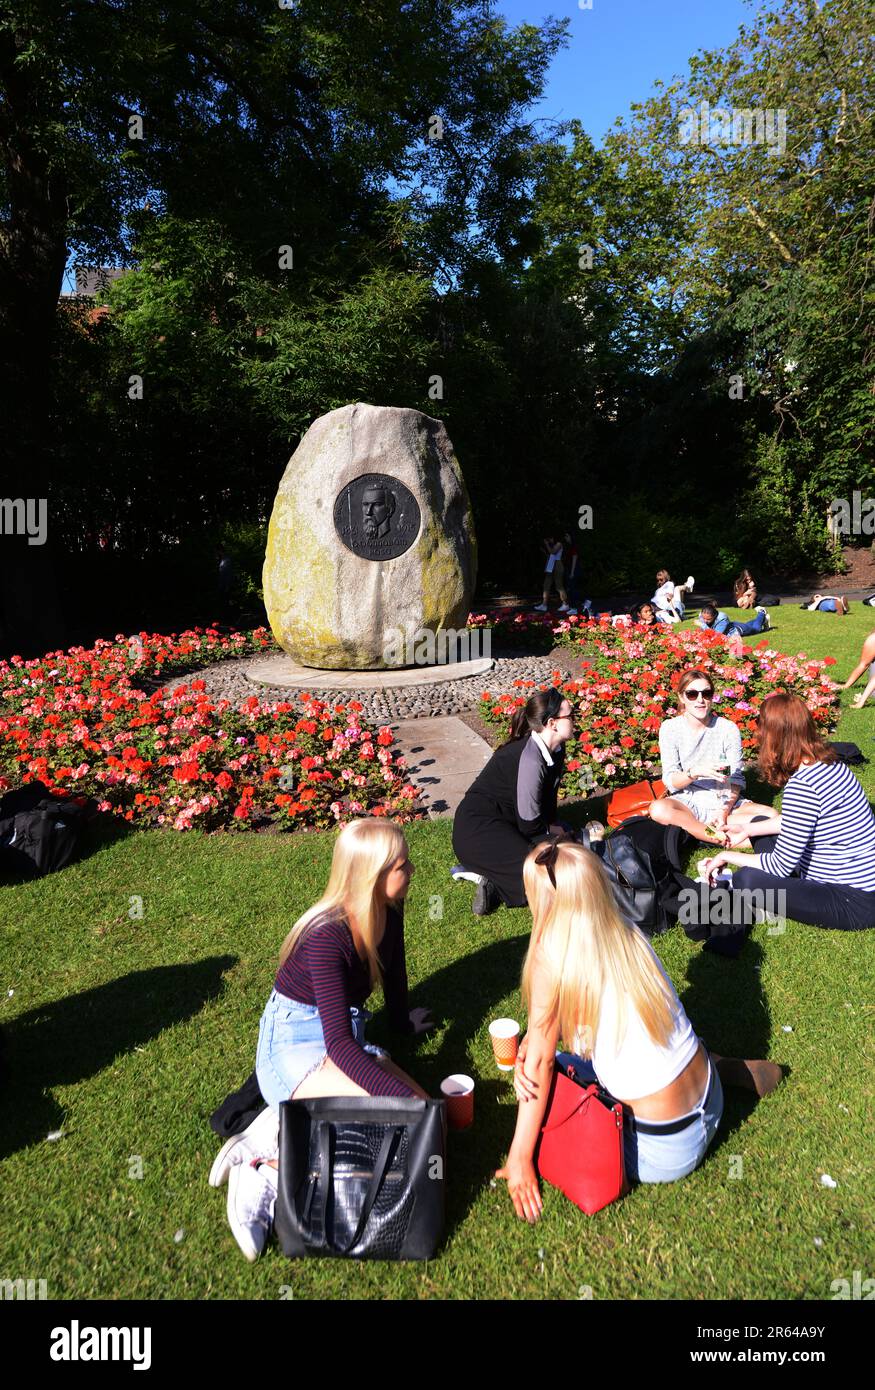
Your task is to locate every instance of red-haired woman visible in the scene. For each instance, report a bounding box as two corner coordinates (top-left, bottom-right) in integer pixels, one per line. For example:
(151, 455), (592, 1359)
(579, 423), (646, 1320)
(701, 694), (875, 931)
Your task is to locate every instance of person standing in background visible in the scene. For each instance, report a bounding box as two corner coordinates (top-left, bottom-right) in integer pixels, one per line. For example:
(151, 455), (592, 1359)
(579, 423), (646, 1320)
(562, 531), (580, 614)
(534, 533), (570, 614)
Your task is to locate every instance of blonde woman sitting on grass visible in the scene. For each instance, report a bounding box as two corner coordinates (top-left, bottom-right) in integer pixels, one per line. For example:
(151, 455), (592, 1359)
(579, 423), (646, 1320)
(209, 818), (432, 1261)
(496, 840), (782, 1223)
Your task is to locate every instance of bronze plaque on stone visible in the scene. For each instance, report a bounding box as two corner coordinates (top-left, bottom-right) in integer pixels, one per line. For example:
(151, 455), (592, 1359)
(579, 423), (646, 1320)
(333, 473), (421, 561)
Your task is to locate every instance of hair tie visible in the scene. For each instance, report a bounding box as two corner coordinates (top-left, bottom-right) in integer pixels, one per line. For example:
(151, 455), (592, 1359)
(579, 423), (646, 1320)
(534, 836), (561, 889)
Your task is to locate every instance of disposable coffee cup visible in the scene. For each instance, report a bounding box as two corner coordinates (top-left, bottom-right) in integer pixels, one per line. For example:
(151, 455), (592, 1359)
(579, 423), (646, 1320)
(440, 1074), (475, 1130)
(489, 1018), (520, 1071)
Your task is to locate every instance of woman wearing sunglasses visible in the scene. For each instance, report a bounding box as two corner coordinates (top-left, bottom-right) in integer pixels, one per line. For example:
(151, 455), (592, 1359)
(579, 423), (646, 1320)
(650, 667), (773, 845)
(496, 840), (782, 1222)
(452, 687), (575, 916)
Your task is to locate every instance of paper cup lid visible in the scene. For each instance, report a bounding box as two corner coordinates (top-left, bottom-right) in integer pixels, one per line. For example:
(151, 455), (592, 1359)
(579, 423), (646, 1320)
(489, 1018), (520, 1038)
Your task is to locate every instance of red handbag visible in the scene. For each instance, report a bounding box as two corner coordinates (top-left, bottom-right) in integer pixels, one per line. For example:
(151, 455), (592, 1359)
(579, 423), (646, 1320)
(606, 778), (666, 828)
(535, 1063), (629, 1214)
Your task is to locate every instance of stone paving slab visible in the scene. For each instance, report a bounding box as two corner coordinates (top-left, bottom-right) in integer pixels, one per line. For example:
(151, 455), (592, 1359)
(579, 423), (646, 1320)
(244, 654), (494, 689)
(390, 715), (493, 818)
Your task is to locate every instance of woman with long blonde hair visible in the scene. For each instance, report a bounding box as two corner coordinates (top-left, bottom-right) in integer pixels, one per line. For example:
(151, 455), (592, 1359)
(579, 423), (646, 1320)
(213, 818), (432, 1259)
(497, 840), (781, 1222)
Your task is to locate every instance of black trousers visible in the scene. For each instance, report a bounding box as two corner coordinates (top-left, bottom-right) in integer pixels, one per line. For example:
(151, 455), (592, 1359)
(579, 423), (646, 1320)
(451, 794), (532, 907)
(733, 830), (875, 931)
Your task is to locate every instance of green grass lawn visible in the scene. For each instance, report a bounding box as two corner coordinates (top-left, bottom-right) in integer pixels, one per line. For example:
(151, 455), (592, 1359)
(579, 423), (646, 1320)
(1, 604), (873, 1300)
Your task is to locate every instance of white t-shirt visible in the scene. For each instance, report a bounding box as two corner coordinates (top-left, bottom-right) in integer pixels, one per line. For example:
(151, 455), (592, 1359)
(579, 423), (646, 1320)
(652, 580), (676, 611)
(576, 937), (699, 1099)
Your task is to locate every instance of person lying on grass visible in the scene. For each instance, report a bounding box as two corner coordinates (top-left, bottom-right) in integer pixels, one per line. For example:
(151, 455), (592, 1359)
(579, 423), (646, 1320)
(629, 601), (661, 628)
(801, 594), (849, 615)
(210, 818), (433, 1261)
(496, 840), (782, 1223)
(696, 601), (770, 639)
(649, 666), (773, 846)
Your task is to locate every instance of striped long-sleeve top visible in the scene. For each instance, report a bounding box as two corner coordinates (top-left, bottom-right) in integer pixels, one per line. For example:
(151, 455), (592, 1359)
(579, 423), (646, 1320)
(758, 759), (875, 891)
(274, 908), (414, 1097)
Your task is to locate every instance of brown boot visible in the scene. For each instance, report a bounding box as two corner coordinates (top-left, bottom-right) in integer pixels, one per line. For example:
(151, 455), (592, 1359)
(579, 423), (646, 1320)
(712, 1054), (784, 1097)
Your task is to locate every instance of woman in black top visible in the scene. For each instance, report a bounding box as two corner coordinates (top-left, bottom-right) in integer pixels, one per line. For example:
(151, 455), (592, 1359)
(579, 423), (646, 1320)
(452, 688), (575, 915)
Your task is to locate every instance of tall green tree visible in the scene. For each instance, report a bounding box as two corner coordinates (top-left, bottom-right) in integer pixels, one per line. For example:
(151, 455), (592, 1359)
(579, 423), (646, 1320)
(0, 0), (565, 650)
(604, 0), (874, 544)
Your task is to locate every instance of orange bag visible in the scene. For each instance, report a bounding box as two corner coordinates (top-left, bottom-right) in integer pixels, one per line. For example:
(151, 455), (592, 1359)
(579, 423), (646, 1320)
(606, 778), (666, 828)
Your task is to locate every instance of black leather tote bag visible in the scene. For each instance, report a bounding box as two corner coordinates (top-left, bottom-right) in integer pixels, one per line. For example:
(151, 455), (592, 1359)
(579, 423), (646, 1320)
(590, 833), (665, 935)
(275, 1096), (446, 1260)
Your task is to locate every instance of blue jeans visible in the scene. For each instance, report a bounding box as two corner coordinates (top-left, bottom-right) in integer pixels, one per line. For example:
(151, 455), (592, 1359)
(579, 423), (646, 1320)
(255, 991), (386, 1111)
(555, 1051), (724, 1184)
(724, 612), (767, 637)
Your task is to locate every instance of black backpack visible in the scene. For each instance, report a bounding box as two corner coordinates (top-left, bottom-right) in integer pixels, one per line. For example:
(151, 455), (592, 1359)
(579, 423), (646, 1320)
(589, 819), (691, 936)
(0, 781), (95, 879)
(830, 741), (868, 766)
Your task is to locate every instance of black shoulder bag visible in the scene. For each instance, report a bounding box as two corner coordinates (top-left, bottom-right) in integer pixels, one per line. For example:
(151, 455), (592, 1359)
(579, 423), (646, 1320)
(274, 1095), (446, 1261)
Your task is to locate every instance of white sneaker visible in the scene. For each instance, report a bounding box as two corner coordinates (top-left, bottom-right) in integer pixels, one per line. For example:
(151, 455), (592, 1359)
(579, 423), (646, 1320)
(209, 1134), (252, 1188)
(756, 605), (771, 630)
(227, 1160), (278, 1262)
(451, 865), (486, 885)
(558, 603), (570, 612)
(209, 1107), (279, 1187)
(533, 603), (548, 612)
(685, 575), (695, 591)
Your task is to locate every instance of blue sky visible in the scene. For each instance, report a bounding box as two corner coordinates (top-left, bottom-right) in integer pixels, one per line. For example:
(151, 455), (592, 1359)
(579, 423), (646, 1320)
(63, 0), (755, 289)
(498, 0), (754, 145)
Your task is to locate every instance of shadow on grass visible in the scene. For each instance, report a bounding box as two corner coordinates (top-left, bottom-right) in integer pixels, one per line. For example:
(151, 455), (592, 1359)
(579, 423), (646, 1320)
(373, 931), (535, 1238)
(679, 936), (769, 1155)
(382, 924), (782, 1231)
(0, 955), (237, 1160)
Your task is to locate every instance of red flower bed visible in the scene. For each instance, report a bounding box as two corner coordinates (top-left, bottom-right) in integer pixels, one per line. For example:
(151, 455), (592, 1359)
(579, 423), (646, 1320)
(467, 609), (558, 651)
(0, 629), (420, 831)
(480, 624), (839, 795)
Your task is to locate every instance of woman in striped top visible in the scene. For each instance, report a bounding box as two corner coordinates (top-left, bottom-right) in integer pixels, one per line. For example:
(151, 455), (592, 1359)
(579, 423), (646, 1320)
(221, 819), (431, 1260)
(700, 694), (875, 931)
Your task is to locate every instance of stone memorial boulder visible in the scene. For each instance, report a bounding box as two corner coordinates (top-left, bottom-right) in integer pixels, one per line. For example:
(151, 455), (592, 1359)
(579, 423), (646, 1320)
(263, 403), (477, 668)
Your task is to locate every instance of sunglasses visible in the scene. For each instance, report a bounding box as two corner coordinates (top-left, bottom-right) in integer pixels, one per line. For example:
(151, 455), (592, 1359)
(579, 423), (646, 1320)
(684, 687), (714, 701)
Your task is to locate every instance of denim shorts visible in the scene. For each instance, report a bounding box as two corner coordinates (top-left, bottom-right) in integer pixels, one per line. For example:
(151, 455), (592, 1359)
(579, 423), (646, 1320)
(255, 990), (387, 1111)
(670, 788), (750, 825)
(556, 1051), (724, 1184)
